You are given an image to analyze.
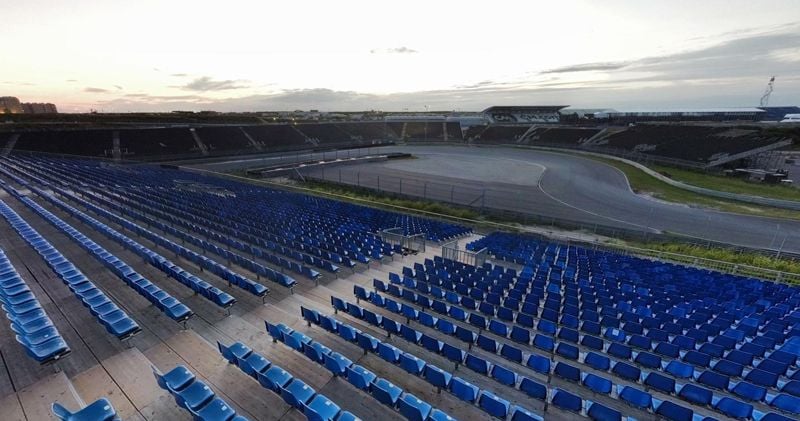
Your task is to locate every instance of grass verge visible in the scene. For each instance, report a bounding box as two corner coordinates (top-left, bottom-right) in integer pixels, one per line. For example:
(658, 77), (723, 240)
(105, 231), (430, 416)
(591, 157), (800, 220)
(629, 241), (800, 274)
(651, 164), (800, 201)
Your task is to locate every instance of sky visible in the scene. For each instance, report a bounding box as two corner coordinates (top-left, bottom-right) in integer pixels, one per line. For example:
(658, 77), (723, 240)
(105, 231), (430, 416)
(2, 0), (799, 113)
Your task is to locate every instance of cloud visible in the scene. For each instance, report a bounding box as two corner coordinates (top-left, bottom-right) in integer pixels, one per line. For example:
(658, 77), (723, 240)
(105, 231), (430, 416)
(171, 73), (188, 77)
(84, 87), (110, 93)
(541, 62), (629, 74)
(370, 46), (418, 54)
(113, 85), (123, 90)
(66, 79), (78, 83)
(179, 76), (249, 91)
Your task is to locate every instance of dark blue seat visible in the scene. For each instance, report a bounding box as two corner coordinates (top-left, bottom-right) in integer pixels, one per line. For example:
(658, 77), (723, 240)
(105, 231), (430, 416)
(399, 353), (426, 375)
(587, 402), (621, 421)
(620, 386), (652, 410)
(746, 368), (779, 388)
(323, 352), (351, 377)
(532, 334), (554, 352)
(612, 361), (641, 382)
(304, 394), (341, 421)
(378, 342), (402, 364)
(731, 381), (767, 402)
(656, 400), (693, 421)
(644, 372), (675, 394)
(424, 364), (452, 390)
(262, 366), (293, 392)
(552, 389), (582, 413)
(491, 364), (517, 386)
(714, 397), (753, 420)
(519, 377), (547, 401)
(398, 393), (432, 421)
(188, 397), (236, 421)
(634, 352), (661, 369)
(556, 342), (579, 360)
(371, 377), (402, 406)
(665, 361), (694, 379)
(510, 406), (544, 421)
(771, 394), (800, 415)
(583, 373), (612, 395)
(526, 354), (550, 375)
(679, 383), (713, 406)
(152, 365), (195, 393)
(584, 352), (610, 371)
(479, 390), (510, 418)
(554, 362), (580, 382)
(500, 344), (523, 363)
(684, 350), (712, 368)
(697, 370), (729, 391)
(713, 359), (744, 377)
(450, 376), (480, 403)
(465, 354), (489, 375)
(608, 343), (632, 360)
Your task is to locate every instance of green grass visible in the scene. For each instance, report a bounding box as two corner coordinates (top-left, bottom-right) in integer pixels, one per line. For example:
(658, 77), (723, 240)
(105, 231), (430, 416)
(631, 241), (800, 274)
(651, 164), (800, 201)
(592, 157), (800, 220)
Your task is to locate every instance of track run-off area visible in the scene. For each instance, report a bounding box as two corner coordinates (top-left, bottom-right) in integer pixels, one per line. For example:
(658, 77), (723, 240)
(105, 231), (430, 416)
(192, 145), (800, 254)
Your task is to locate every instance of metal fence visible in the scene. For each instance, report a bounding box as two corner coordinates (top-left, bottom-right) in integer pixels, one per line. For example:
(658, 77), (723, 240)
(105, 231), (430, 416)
(442, 240), (488, 267)
(380, 227), (426, 253)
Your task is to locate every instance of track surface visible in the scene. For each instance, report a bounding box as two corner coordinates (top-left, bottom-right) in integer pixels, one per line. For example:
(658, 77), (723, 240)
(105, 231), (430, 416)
(191, 145), (800, 254)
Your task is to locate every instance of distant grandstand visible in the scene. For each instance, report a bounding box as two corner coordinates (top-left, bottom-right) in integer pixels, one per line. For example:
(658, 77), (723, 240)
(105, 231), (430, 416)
(482, 106), (566, 124)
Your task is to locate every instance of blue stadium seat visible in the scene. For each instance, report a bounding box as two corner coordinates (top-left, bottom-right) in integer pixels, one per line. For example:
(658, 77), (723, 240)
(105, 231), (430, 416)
(450, 376), (480, 403)
(398, 393), (432, 421)
(583, 373), (612, 395)
(479, 390), (510, 418)
(552, 389), (582, 413)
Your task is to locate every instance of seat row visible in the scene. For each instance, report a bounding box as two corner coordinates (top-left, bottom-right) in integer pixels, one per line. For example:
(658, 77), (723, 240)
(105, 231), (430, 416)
(31, 186), (236, 312)
(266, 316), (468, 421)
(83, 189), (301, 289)
(375, 274), (799, 398)
(15, 192), (197, 324)
(1, 193), (143, 340)
(0, 245), (70, 364)
(360, 283), (800, 418)
(217, 340), (357, 421)
(152, 364), (249, 421)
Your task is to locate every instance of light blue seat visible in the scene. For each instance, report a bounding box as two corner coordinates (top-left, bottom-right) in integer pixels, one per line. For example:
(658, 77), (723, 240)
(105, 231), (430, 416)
(346, 365), (377, 390)
(188, 397), (236, 421)
(152, 365), (195, 393)
(262, 366), (293, 392)
(281, 378), (315, 409)
(51, 397), (119, 421)
(304, 394), (341, 421)
(378, 342), (402, 363)
(175, 380), (215, 411)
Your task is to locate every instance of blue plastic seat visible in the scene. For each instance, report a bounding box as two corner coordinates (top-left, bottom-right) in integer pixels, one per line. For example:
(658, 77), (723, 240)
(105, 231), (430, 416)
(399, 353), (426, 375)
(587, 402), (621, 421)
(746, 368), (779, 388)
(465, 354), (489, 375)
(323, 352), (352, 377)
(378, 342), (402, 364)
(678, 383), (713, 406)
(731, 381), (767, 402)
(51, 398), (118, 421)
(152, 365), (195, 393)
(645, 372), (676, 394)
(176, 380), (215, 411)
(770, 394), (800, 415)
(556, 342), (579, 360)
(620, 386), (652, 410)
(450, 377), (480, 403)
(188, 397), (236, 421)
(608, 343), (632, 360)
(612, 361), (641, 382)
(665, 361), (694, 379)
(424, 364), (452, 390)
(683, 350), (712, 368)
(398, 393), (432, 421)
(240, 353), (271, 378)
(500, 344), (522, 363)
(554, 362), (580, 382)
(532, 334), (554, 352)
(713, 359), (744, 377)
(714, 397), (753, 420)
(479, 390), (510, 418)
(490, 364), (517, 386)
(583, 373), (612, 395)
(346, 365), (377, 390)
(697, 370), (729, 391)
(371, 377), (402, 406)
(584, 352), (610, 371)
(655, 400), (693, 421)
(510, 406), (544, 421)
(552, 389), (582, 413)
(262, 366), (293, 392)
(304, 394), (341, 421)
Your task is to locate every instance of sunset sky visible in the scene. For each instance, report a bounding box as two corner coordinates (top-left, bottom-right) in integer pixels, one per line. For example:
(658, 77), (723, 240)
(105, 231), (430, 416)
(2, 0), (798, 112)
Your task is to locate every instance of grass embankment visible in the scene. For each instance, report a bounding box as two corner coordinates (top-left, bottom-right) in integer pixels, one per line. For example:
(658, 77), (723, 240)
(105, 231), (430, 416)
(593, 158), (800, 220)
(295, 178), (799, 275)
(631, 241), (800, 274)
(651, 164), (800, 202)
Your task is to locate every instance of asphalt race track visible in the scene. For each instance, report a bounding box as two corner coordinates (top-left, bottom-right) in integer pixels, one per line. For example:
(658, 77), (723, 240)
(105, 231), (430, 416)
(192, 145), (800, 254)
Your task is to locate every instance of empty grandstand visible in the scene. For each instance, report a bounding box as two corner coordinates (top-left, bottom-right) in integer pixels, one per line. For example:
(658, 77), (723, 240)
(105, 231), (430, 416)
(482, 106), (565, 124)
(1, 152), (799, 421)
